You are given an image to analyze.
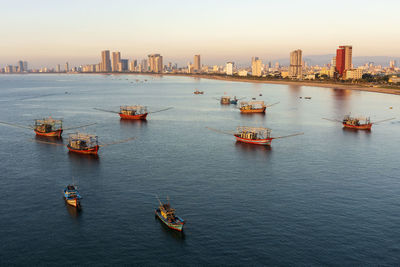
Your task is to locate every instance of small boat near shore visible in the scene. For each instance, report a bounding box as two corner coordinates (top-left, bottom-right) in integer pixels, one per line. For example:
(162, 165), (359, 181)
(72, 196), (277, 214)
(64, 184), (82, 208)
(155, 197), (185, 232)
(239, 100), (279, 114)
(194, 89), (204, 94)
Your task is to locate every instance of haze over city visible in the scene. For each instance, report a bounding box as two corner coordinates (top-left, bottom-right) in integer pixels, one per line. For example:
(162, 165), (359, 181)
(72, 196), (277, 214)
(1, 0), (400, 68)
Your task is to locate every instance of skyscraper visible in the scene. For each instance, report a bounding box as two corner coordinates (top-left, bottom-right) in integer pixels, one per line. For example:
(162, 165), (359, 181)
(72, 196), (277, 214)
(65, 62), (69, 72)
(23, 61), (28, 72)
(251, 57), (262, 77)
(56, 64), (61, 73)
(18, 60), (24, 72)
(336, 45), (352, 77)
(226, 62), (234, 75)
(112, 52), (121, 72)
(148, 54), (163, 73)
(101, 50), (111, 72)
(289, 49), (303, 79)
(194, 55), (201, 72)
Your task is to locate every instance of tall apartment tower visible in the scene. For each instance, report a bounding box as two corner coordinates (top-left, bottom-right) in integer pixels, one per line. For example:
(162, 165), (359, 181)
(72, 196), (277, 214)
(101, 50), (111, 72)
(194, 55), (201, 72)
(289, 49), (303, 79)
(251, 57), (262, 77)
(65, 62), (69, 72)
(148, 54), (163, 73)
(336, 45), (352, 77)
(112, 52), (121, 72)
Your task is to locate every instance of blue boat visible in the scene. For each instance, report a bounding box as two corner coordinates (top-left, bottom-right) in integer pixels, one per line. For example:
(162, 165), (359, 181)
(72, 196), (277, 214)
(230, 96), (239, 104)
(155, 197), (185, 231)
(63, 185), (82, 208)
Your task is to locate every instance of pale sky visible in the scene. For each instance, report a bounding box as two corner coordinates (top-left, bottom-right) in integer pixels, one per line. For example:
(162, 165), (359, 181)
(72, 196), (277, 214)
(1, 0), (399, 67)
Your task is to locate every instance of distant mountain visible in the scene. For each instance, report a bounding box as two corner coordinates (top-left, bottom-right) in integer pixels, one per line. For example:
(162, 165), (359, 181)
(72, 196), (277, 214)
(275, 55), (400, 67)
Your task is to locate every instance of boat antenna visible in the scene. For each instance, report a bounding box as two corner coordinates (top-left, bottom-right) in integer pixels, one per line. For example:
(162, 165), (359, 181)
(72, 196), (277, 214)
(156, 194), (163, 206)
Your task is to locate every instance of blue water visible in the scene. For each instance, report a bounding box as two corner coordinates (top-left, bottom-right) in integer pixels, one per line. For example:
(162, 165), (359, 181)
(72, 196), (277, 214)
(0, 74), (399, 265)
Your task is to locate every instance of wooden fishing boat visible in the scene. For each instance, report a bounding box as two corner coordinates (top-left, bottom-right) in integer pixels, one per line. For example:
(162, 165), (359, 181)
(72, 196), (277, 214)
(207, 126), (303, 146)
(239, 101), (266, 113)
(64, 184), (82, 208)
(67, 133), (99, 155)
(220, 96), (231, 104)
(119, 105), (148, 120)
(33, 118), (63, 137)
(155, 197), (185, 232)
(342, 115), (372, 130)
(194, 89), (204, 94)
(230, 96), (239, 104)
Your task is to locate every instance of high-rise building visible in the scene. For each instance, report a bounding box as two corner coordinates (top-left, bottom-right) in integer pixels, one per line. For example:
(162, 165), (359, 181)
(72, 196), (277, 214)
(23, 61), (28, 72)
(65, 62), (69, 72)
(101, 50), (111, 72)
(148, 54), (163, 73)
(226, 62), (234, 75)
(390, 60), (397, 69)
(194, 55), (201, 72)
(289, 49), (303, 79)
(336, 45), (352, 77)
(330, 57), (336, 78)
(56, 64), (61, 73)
(17, 60), (24, 72)
(251, 57), (262, 77)
(118, 59), (129, 72)
(112, 52), (121, 72)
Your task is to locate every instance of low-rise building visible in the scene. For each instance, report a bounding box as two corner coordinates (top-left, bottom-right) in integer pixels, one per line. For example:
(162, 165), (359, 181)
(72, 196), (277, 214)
(345, 68), (363, 80)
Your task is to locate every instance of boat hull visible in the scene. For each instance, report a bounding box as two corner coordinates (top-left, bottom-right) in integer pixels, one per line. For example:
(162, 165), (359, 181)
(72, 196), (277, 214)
(34, 129), (63, 138)
(235, 136), (272, 145)
(343, 123), (372, 130)
(240, 107), (266, 113)
(67, 145), (99, 155)
(119, 113), (148, 120)
(155, 210), (184, 232)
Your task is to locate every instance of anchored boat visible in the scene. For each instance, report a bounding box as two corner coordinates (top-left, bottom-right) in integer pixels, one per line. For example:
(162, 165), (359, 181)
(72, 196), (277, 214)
(239, 101), (266, 113)
(34, 118), (63, 137)
(155, 197), (185, 232)
(220, 96), (231, 104)
(323, 115), (394, 130)
(119, 105), (148, 120)
(64, 184), (82, 208)
(207, 126), (303, 146)
(194, 89), (204, 94)
(67, 133), (99, 155)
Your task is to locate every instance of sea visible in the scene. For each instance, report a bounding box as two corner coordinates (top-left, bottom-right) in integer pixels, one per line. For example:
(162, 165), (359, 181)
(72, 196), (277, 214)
(0, 74), (399, 266)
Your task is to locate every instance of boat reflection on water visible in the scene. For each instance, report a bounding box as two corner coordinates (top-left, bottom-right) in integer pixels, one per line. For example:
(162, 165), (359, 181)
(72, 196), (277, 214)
(119, 118), (148, 129)
(155, 215), (186, 242)
(342, 127), (372, 137)
(35, 135), (64, 144)
(239, 112), (266, 118)
(65, 200), (82, 219)
(68, 150), (100, 164)
(234, 141), (272, 158)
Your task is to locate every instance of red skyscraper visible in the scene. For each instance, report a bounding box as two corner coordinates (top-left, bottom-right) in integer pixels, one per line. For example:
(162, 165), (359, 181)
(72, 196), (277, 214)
(336, 47), (345, 76)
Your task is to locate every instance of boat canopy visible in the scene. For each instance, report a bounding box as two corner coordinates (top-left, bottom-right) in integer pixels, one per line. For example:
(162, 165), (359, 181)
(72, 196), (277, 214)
(343, 114), (371, 123)
(34, 118), (63, 129)
(239, 100), (265, 108)
(120, 105), (147, 114)
(68, 132), (98, 147)
(237, 126), (271, 139)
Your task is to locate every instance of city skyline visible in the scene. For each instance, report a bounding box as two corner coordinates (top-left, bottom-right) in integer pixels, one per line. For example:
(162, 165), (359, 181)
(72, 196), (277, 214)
(1, 0), (400, 67)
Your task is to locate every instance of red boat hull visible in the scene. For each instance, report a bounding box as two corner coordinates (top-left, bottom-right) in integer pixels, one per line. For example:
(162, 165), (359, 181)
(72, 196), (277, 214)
(67, 145), (99, 155)
(34, 129), (63, 138)
(235, 136), (272, 145)
(343, 123), (372, 130)
(119, 113), (148, 120)
(240, 107), (266, 113)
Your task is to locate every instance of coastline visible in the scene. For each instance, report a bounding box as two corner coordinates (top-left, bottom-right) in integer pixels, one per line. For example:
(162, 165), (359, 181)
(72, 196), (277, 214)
(2, 72), (400, 95)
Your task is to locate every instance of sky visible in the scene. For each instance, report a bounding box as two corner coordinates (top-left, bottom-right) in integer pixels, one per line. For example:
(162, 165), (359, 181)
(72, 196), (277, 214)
(1, 0), (399, 68)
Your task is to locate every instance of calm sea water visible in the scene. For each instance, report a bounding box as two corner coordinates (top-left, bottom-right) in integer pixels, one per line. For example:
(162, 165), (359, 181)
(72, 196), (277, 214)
(0, 74), (399, 265)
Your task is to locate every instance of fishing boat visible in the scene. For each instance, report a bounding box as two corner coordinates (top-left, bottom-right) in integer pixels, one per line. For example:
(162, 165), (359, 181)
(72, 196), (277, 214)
(67, 132), (99, 155)
(239, 100), (266, 113)
(323, 115), (394, 130)
(230, 96), (239, 104)
(119, 105), (148, 120)
(63, 184), (82, 208)
(207, 126), (303, 146)
(194, 89), (204, 94)
(342, 115), (372, 130)
(155, 197), (185, 232)
(34, 118), (63, 137)
(220, 96), (231, 104)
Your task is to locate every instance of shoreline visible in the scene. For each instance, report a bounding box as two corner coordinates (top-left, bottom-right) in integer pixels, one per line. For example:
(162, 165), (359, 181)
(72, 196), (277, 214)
(2, 72), (400, 95)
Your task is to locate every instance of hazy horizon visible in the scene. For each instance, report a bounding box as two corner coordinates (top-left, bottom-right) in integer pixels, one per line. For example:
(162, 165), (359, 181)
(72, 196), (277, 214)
(1, 0), (400, 68)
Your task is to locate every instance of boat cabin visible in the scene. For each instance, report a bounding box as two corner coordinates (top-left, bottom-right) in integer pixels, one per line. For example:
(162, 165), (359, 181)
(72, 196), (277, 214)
(220, 96), (231, 104)
(343, 115), (371, 126)
(68, 133), (98, 150)
(120, 105), (147, 116)
(34, 118), (63, 133)
(235, 126), (271, 140)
